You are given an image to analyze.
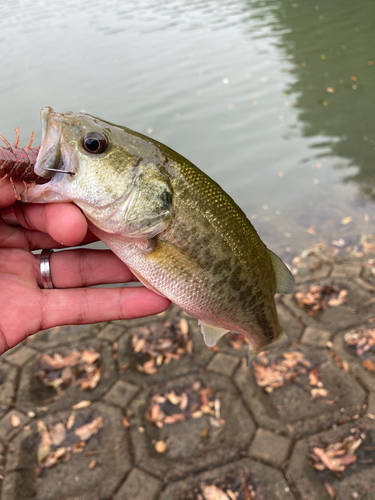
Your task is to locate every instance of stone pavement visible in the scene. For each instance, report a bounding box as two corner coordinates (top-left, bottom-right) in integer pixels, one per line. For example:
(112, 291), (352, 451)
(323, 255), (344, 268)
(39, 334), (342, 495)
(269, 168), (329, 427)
(0, 251), (375, 500)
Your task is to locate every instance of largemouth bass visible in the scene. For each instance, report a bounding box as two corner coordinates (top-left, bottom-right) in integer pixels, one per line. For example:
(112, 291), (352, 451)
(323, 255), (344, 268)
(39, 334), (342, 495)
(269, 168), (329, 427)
(25, 107), (294, 363)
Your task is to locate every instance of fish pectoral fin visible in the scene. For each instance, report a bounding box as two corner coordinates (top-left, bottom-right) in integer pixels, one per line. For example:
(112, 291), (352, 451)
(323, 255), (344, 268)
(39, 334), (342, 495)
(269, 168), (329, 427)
(267, 248), (295, 294)
(199, 321), (230, 347)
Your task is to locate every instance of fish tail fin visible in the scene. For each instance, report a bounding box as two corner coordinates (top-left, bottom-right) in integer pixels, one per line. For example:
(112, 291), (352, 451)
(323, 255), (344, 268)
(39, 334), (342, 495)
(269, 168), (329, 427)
(247, 328), (289, 366)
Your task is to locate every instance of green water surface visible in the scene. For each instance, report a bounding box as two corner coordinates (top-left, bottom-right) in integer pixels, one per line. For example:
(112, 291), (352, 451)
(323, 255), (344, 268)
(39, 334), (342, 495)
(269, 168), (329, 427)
(0, 0), (374, 260)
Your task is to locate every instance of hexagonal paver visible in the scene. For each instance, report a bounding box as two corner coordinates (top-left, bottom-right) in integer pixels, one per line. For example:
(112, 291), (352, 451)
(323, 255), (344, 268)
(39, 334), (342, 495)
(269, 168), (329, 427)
(104, 380), (140, 409)
(117, 317), (213, 386)
(160, 458), (295, 500)
(1, 402), (131, 500)
(4, 346), (37, 367)
(207, 352), (240, 377)
(235, 344), (366, 437)
(282, 278), (375, 331)
(0, 362), (17, 417)
(301, 326), (332, 348)
(333, 324), (375, 392)
(17, 339), (116, 416)
(288, 419), (375, 500)
(249, 428), (291, 466)
(114, 468), (162, 500)
(128, 372), (255, 481)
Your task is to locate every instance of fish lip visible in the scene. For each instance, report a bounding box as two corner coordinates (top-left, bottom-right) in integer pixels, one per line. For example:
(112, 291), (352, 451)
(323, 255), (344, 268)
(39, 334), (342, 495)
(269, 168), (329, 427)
(34, 107), (64, 178)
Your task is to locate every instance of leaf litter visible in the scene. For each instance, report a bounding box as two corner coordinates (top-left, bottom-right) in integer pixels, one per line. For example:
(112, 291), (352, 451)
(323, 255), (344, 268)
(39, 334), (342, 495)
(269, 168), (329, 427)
(146, 380), (224, 430)
(131, 318), (193, 374)
(173, 471), (267, 500)
(34, 347), (102, 394)
(294, 284), (347, 316)
(309, 426), (375, 498)
(253, 351), (329, 398)
(37, 413), (103, 470)
(344, 328), (375, 373)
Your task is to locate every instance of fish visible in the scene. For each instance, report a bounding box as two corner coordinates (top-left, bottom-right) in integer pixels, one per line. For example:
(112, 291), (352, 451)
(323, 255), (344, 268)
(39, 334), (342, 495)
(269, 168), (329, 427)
(24, 107), (294, 363)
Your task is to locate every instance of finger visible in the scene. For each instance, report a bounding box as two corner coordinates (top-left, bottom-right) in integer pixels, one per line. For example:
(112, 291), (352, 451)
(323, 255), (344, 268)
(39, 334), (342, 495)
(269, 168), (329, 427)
(47, 249), (137, 287)
(17, 202), (89, 246)
(0, 217), (67, 251)
(39, 287), (171, 329)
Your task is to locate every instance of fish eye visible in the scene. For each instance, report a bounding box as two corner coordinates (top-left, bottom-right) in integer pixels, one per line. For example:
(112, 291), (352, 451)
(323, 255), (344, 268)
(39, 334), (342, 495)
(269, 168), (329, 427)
(82, 132), (108, 154)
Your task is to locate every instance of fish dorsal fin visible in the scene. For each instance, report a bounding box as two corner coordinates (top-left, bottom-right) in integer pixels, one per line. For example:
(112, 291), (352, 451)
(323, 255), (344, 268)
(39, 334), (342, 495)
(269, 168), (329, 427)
(267, 249), (295, 294)
(199, 321), (230, 347)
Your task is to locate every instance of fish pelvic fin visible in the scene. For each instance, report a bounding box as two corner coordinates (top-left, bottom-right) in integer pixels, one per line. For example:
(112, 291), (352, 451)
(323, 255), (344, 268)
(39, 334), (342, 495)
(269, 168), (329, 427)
(199, 321), (230, 347)
(247, 328), (289, 366)
(267, 248), (295, 294)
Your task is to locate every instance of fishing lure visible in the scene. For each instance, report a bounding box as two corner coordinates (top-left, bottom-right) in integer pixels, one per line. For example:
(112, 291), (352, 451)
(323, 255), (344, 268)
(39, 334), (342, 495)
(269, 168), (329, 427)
(0, 127), (48, 199)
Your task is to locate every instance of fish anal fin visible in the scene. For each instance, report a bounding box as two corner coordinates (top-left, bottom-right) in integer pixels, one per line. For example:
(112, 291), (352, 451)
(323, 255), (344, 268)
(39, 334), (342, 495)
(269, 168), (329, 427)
(199, 321), (230, 347)
(267, 248), (295, 294)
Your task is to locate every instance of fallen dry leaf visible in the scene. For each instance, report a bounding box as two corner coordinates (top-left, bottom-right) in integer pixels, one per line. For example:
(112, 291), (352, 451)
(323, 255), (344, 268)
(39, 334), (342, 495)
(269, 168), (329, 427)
(363, 359), (375, 372)
(74, 416), (103, 441)
(11, 414), (21, 428)
(341, 216), (353, 225)
(49, 423), (66, 446)
(201, 485), (229, 500)
(179, 318), (189, 335)
(89, 460), (97, 470)
(313, 447), (345, 472)
(66, 413), (75, 430)
(122, 416), (131, 428)
(226, 490), (236, 500)
(155, 440), (167, 453)
(37, 429), (52, 463)
(43, 447), (67, 469)
(72, 401), (91, 410)
(311, 388), (329, 398)
(80, 350), (100, 364)
(324, 482), (337, 498)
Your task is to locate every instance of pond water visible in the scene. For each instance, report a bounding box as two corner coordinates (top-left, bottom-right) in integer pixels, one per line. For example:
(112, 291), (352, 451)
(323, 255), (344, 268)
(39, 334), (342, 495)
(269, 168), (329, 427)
(0, 0), (374, 261)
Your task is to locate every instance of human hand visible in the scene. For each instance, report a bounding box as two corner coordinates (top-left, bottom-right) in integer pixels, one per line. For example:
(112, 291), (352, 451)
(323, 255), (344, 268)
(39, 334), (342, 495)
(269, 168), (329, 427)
(0, 179), (171, 355)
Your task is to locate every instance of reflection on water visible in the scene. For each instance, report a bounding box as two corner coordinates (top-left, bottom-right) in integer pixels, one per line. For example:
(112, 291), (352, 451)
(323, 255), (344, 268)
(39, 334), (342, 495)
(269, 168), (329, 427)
(258, 0), (375, 201)
(0, 0), (374, 258)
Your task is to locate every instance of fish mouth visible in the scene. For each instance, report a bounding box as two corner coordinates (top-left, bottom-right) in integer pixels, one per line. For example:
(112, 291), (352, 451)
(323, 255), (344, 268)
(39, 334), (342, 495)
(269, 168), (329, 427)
(21, 107), (72, 203)
(34, 107), (65, 178)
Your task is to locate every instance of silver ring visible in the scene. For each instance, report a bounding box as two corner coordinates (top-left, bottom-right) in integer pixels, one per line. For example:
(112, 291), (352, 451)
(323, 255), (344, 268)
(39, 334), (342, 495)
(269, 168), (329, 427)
(40, 249), (55, 289)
